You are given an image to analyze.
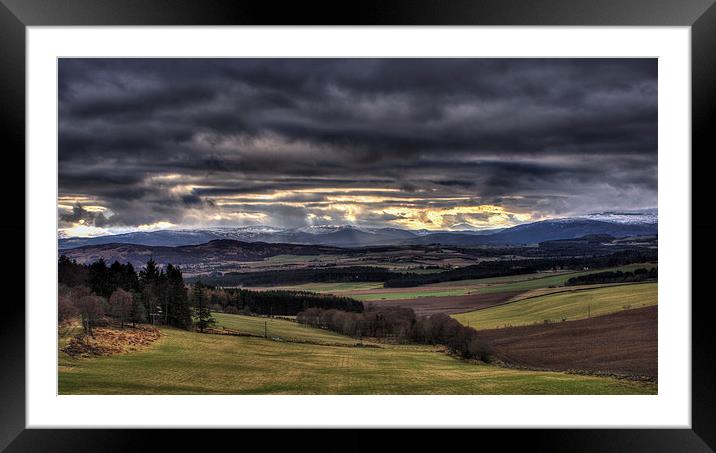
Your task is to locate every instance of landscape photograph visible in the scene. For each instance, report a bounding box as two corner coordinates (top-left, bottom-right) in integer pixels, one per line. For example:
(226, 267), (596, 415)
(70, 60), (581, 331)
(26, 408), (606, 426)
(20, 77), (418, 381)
(57, 58), (658, 395)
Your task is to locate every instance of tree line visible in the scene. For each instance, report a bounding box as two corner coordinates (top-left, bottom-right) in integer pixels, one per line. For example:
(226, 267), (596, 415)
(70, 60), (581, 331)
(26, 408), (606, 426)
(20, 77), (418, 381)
(59, 255), (365, 334)
(565, 267), (657, 286)
(58, 256), (215, 334)
(190, 266), (403, 287)
(296, 305), (491, 361)
(185, 285), (364, 316)
(384, 263), (537, 287)
(383, 250), (658, 287)
(190, 250), (658, 289)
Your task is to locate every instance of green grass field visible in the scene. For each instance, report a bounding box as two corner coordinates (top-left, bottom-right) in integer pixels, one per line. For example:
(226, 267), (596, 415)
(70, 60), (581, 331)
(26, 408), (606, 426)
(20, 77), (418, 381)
(58, 325), (656, 395)
(247, 282), (385, 293)
(453, 282), (657, 330)
(339, 263), (659, 302)
(243, 264), (657, 301)
(213, 312), (361, 345)
(427, 263), (657, 296)
(58, 323), (83, 351)
(350, 288), (474, 301)
(430, 271), (569, 287)
(472, 273), (597, 295)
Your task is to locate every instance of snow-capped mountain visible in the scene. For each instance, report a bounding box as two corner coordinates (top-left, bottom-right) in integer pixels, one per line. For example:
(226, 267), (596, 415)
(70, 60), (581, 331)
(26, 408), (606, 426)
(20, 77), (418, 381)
(58, 210), (658, 249)
(58, 225), (416, 249)
(577, 208), (658, 225)
(294, 225), (367, 234)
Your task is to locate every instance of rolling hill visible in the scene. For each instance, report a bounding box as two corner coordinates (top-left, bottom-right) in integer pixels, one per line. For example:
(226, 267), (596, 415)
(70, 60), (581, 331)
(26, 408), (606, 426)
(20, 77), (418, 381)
(412, 219), (657, 246)
(60, 240), (346, 268)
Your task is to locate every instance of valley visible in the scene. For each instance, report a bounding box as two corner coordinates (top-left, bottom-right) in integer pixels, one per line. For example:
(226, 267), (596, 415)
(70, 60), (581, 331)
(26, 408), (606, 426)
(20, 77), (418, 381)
(58, 225), (658, 394)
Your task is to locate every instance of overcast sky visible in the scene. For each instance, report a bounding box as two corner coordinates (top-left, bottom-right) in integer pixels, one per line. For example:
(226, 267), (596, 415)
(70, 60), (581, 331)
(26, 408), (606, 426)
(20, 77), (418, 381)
(58, 58), (657, 236)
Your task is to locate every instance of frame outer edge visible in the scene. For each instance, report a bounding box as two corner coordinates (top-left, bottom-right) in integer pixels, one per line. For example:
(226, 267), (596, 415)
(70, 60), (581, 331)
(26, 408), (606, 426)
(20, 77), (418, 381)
(0, 1), (26, 452)
(1, 0), (715, 25)
(1, 0), (713, 450)
(691, 0), (716, 450)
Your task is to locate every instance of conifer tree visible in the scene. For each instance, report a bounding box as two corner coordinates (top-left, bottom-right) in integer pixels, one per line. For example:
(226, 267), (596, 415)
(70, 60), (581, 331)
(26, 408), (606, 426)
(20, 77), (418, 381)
(88, 258), (112, 298)
(139, 258), (162, 324)
(165, 264), (192, 328)
(129, 295), (146, 327)
(192, 282), (216, 333)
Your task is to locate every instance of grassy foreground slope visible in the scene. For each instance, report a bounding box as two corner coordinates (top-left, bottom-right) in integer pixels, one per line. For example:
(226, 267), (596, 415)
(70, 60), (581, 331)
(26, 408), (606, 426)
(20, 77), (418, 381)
(59, 327), (655, 395)
(453, 282), (657, 330)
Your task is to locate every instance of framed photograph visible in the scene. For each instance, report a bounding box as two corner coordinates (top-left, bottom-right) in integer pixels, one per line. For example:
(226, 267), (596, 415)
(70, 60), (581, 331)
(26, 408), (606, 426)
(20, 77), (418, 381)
(2, 0), (713, 450)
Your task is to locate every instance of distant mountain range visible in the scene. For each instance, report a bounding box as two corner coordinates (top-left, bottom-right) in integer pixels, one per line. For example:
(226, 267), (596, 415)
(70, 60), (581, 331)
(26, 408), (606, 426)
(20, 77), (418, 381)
(59, 209), (657, 250)
(576, 209), (658, 225)
(60, 240), (345, 269)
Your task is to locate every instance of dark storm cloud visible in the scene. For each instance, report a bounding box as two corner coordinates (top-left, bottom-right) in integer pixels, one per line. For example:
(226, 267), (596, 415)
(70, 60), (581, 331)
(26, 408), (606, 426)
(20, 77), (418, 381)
(59, 202), (108, 227)
(58, 58), (657, 230)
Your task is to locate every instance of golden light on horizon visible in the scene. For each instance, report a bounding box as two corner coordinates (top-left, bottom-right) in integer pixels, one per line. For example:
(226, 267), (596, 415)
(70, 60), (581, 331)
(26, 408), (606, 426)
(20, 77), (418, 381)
(59, 183), (537, 236)
(324, 195), (471, 204)
(380, 204), (532, 230)
(215, 187), (403, 202)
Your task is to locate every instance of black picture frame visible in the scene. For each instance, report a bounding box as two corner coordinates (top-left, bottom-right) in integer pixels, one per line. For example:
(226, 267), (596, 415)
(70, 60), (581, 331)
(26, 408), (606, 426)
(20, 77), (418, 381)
(1, 0), (712, 450)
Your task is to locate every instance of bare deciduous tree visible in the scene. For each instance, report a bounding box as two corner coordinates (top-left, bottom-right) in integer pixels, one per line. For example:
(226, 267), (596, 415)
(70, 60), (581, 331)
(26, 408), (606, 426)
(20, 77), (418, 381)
(58, 295), (78, 324)
(109, 288), (133, 329)
(76, 294), (103, 336)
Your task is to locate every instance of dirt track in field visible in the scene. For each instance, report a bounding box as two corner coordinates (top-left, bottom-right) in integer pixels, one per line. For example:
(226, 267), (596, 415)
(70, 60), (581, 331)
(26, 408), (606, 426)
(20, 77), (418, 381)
(366, 291), (524, 315)
(503, 282), (647, 304)
(477, 305), (657, 378)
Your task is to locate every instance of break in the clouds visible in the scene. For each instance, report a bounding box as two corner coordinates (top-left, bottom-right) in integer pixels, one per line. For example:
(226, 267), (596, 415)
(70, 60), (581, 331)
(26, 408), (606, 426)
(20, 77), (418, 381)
(58, 58), (657, 236)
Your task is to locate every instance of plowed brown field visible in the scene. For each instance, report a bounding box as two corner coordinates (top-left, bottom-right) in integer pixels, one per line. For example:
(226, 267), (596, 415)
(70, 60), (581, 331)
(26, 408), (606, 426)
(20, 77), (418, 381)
(477, 306), (657, 378)
(368, 290), (524, 315)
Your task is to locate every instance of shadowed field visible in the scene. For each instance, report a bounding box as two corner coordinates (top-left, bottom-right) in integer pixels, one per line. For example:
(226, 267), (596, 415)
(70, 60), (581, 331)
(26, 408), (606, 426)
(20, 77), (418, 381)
(364, 291), (524, 315)
(478, 306), (657, 378)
